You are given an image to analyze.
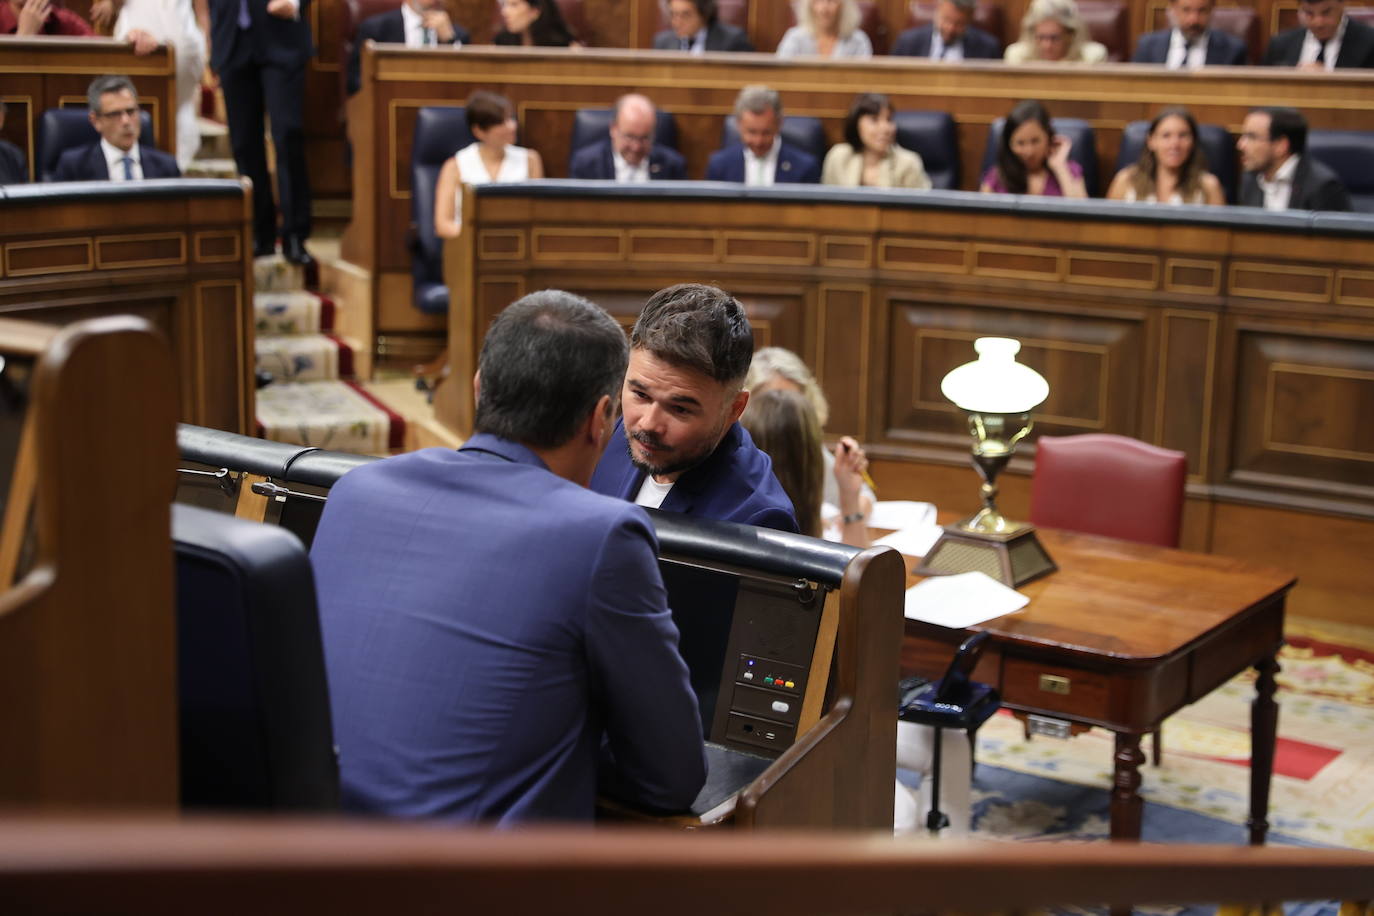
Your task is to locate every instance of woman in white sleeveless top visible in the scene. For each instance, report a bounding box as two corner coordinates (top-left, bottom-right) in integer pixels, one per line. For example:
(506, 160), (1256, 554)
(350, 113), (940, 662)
(90, 0), (206, 170)
(1106, 106), (1225, 206)
(434, 90), (544, 239)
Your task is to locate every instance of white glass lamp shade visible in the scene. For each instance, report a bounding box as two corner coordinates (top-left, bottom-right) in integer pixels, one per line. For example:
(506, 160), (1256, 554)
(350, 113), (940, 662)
(940, 338), (1049, 414)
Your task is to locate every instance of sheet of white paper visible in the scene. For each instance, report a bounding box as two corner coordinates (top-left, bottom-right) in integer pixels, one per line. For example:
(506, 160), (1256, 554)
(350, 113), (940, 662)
(868, 500), (937, 531)
(873, 525), (943, 558)
(903, 571), (1029, 629)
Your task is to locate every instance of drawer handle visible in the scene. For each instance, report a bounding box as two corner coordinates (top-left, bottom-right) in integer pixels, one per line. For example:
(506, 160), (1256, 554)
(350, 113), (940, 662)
(1039, 674), (1071, 695)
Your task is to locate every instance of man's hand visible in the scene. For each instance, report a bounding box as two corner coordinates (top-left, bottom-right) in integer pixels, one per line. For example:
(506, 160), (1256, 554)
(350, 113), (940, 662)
(89, 0), (116, 29)
(16, 0), (52, 36)
(1297, 61), (1327, 72)
(128, 27), (159, 55)
(421, 8), (455, 42)
(265, 0), (296, 19)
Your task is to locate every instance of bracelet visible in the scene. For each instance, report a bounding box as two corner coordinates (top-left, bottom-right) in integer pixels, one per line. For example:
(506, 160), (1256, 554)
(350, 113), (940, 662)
(842, 512), (866, 525)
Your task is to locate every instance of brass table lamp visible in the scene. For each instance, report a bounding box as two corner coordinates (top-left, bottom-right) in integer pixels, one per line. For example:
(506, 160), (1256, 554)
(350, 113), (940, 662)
(914, 337), (1057, 588)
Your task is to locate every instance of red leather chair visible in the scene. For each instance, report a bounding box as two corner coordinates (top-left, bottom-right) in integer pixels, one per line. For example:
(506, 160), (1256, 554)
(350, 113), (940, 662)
(1077, 0), (1129, 61)
(1030, 433), (1186, 765)
(1208, 4), (1261, 65)
(905, 0), (1005, 46)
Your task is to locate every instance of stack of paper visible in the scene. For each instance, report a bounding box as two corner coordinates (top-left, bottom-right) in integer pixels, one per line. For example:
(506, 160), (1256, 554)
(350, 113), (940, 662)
(870, 500), (942, 557)
(903, 571), (1029, 629)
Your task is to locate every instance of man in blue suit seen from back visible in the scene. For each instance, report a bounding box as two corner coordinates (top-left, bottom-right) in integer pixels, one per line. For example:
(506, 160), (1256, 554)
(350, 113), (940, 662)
(1132, 0), (1248, 67)
(706, 86), (820, 185)
(569, 93), (686, 182)
(52, 75), (180, 182)
(591, 283), (799, 532)
(891, 0), (1002, 60)
(311, 289), (707, 823)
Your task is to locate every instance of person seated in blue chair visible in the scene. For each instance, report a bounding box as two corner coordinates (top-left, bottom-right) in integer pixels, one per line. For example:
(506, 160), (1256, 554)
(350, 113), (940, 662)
(52, 75), (180, 182)
(591, 283), (799, 532)
(706, 85), (821, 185)
(1237, 106), (1351, 211)
(653, 0), (754, 52)
(433, 90), (544, 239)
(1131, 0), (1247, 67)
(569, 93), (686, 182)
(891, 0), (1002, 60)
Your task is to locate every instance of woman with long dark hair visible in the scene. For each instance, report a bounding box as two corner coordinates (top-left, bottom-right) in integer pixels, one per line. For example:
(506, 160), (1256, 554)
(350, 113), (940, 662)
(980, 99), (1087, 198)
(1106, 107), (1224, 205)
(493, 0), (580, 47)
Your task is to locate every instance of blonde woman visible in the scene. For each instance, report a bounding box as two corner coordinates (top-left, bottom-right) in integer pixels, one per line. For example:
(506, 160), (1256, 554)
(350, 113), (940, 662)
(1004, 0), (1107, 63)
(775, 0), (872, 58)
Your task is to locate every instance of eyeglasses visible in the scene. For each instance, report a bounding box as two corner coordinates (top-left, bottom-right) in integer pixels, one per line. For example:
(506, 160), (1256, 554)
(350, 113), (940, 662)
(97, 106), (140, 121)
(1239, 131), (1271, 142)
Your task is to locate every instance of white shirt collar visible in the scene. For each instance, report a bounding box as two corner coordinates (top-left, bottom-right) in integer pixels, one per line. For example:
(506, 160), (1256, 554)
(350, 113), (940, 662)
(742, 136), (781, 186)
(1300, 16), (1347, 69)
(930, 31), (963, 60)
(1257, 154), (1300, 210)
(400, 1), (429, 45)
(101, 138), (141, 180)
(1166, 28), (1208, 69)
(611, 148), (650, 183)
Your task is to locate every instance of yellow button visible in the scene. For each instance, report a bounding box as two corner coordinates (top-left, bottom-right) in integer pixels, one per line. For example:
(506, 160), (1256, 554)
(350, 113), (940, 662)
(784, 680), (795, 688)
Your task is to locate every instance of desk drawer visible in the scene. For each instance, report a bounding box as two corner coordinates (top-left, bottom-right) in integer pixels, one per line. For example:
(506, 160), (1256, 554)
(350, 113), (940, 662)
(1002, 657), (1112, 721)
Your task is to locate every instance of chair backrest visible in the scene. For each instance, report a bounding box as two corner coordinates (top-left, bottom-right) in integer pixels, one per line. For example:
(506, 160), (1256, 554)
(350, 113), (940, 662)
(173, 504), (339, 811)
(1306, 129), (1374, 214)
(37, 107), (155, 181)
(568, 106), (680, 164)
(980, 117), (1099, 196)
(721, 114), (828, 164)
(892, 109), (959, 189)
(1115, 120), (1237, 203)
(1077, 0), (1129, 60)
(655, 0), (751, 32)
(1208, 5), (1260, 64)
(409, 105), (474, 315)
(1029, 433), (1186, 548)
(905, 0), (1004, 43)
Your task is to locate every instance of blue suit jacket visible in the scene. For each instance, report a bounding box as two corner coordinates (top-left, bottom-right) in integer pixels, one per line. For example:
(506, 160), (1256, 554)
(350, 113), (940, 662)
(591, 420), (799, 532)
(52, 143), (181, 181)
(310, 434), (707, 823)
(569, 139), (687, 181)
(890, 24), (1002, 59)
(705, 141), (820, 184)
(1131, 28), (1248, 65)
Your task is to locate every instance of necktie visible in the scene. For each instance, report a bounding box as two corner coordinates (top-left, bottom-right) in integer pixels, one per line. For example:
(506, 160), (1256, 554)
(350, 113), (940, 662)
(423, 26), (435, 45)
(121, 156), (134, 180)
(1316, 39), (1328, 65)
(680, 37), (691, 50)
(237, 0), (250, 28)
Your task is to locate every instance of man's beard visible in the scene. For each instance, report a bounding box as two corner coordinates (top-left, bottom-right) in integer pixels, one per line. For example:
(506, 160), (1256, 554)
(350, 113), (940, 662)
(627, 425), (721, 480)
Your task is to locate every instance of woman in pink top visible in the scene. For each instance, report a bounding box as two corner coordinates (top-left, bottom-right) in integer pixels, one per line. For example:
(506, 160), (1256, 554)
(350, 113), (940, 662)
(980, 100), (1088, 198)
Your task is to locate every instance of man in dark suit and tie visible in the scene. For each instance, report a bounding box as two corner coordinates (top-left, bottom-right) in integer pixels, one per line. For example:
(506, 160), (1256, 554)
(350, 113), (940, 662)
(569, 94), (686, 182)
(207, 0), (315, 265)
(705, 86), (820, 185)
(51, 76), (180, 182)
(1237, 107), (1351, 211)
(890, 0), (1001, 60)
(1132, 0), (1248, 66)
(652, 0), (753, 52)
(1264, 0), (1374, 68)
(591, 283), (799, 532)
(311, 289), (707, 823)
(346, 0), (470, 96)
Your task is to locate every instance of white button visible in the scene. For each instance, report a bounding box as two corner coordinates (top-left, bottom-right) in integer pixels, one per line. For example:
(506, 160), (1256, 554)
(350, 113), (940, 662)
(743, 671), (753, 680)
(771, 700), (789, 714)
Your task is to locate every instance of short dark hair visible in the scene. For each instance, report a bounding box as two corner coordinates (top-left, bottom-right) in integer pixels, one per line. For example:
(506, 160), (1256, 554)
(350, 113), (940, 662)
(474, 290), (629, 449)
(844, 92), (893, 152)
(87, 74), (137, 113)
(1256, 106), (1308, 156)
(466, 90), (513, 133)
(631, 284), (753, 386)
(683, 0), (719, 26)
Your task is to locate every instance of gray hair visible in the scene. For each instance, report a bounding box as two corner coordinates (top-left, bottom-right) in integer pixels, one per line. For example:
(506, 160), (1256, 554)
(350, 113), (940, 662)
(746, 347), (830, 427)
(87, 74), (138, 113)
(793, 0), (862, 37)
(1018, 0), (1090, 60)
(734, 85), (782, 119)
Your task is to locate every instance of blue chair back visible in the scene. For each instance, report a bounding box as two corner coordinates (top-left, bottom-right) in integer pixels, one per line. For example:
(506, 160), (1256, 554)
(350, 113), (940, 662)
(721, 115), (827, 165)
(892, 110), (960, 190)
(37, 106), (155, 181)
(409, 106), (474, 315)
(1307, 129), (1374, 213)
(173, 504), (338, 811)
(1115, 120), (1237, 204)
(569, 107), (680, 168)
(980, 117), (1099, 196)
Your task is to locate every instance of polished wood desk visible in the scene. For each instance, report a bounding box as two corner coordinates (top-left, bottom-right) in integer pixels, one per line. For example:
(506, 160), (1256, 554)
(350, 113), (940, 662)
(899, 527), (1296, 843)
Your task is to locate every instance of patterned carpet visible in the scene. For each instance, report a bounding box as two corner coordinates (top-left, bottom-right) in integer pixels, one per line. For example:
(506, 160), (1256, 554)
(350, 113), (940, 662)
(966, 617), (1374, 851)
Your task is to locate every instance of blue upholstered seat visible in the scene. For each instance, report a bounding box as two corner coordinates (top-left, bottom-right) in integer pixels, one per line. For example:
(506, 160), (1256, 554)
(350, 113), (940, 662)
(1307, 129), (1374, 213)
(409, 106), (474, 316)
(980, 117), (1099, 196)
(893, 110), (960, 190)
(1115, 120), (1238, 203)
(37, 107), (155, 182)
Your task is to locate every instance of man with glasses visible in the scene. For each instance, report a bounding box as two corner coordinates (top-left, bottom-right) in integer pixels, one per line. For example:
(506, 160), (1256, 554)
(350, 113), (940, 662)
(1237, 107), (1351, 211)
(1265, 0), (1374, 69)
(569, 94), (686, 182)
(51, 75), (180, 182)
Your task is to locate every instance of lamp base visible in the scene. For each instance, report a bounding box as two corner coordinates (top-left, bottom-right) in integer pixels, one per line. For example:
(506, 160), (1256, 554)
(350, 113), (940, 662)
(913, 520), (1057, 589)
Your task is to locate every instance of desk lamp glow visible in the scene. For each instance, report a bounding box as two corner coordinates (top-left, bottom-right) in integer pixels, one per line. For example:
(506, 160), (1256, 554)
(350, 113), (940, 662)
(914, 337), (1057, 588)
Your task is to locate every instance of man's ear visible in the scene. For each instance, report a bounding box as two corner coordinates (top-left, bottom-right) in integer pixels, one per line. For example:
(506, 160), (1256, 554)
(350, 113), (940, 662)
(726, 387), (749, 426)
(589, 393), (613, 447)
(472, 370), (481, 406)
(88, 110), (100, 132)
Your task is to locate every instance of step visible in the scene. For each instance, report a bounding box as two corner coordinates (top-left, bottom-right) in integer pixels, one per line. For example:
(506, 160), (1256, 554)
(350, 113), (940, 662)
(256, 379), (405, 455)
(196, 116), (231, 160)
(255, 333), (353, 383)
(254, 255), (306, 293)
(184, 157), (237, 179)
(255, 290), (335, 336)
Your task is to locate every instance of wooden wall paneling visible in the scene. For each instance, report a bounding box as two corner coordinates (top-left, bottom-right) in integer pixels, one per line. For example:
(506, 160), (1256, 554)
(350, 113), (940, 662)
(1155, 308), (1219, 479)
(816, 284), (871, 439)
